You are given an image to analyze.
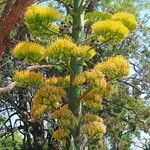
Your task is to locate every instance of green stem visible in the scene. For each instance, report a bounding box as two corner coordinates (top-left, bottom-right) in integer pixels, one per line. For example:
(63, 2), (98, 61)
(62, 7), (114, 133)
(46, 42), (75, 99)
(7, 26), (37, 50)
(69, 0), (85, 113)
(68, 0), (85, 149)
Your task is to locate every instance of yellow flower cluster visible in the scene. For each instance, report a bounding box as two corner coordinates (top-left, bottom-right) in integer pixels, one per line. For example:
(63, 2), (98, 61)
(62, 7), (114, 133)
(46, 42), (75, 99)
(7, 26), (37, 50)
(95, 55), (130, 79)
(73, 68), (114, 109)
(52, 105), (76, 128)
(14, 71), (44, 87)
(52, 128), (70, 141)
(102, 83), (113, 98)
(47, 39), (78, 59)
(32, 105), (47, 120)
(24, 5), (60, 36)
(81, 121), (106, 139)
(32, 86), (66, 119)
(46, 76), (70, 88)
(92, 20), (129, 43)
(47, 39), (96, 60)
(81, 91), (103, 109)
(80, 45), (96, 60)
(112, 12), (138, 31)
(83, 114), (104, 124)
(12, 42), (45, 64)
(24, 5), (60, 23)
(48, 23), (59, 33)
(73, 69), (106, 88)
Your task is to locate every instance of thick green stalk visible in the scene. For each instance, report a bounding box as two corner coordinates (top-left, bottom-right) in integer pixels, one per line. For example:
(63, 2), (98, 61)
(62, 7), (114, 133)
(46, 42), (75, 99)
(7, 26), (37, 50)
(68, 0), (85, 149)
(69, 0), (84, 113)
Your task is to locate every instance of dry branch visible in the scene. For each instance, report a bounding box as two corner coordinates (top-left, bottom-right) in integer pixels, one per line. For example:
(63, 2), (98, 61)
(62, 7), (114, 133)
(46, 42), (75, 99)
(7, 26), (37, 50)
(0, 82), (16, 94)
(27, 64), (53, 71)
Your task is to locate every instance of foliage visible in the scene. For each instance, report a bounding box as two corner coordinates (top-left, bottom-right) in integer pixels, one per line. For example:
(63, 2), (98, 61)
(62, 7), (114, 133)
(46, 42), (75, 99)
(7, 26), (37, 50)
(85, 11), (111, 23)
(0, 132), (23, 150)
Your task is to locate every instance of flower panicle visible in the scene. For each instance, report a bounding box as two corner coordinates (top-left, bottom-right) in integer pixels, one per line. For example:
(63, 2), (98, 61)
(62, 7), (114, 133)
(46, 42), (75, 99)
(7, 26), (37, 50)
(12, 42), (45, 64)
(24, 5), (60, 23)
(31, 86), (66, 119)
(83, 114), (104, 124)
(47, 39), (96, 60)
(81, 121), (106, 139)
(95, 55), (130, 79)
(14, 70), (44, 87)
(81, 90), (103, 110)
(52, 128), (70, 141)
(46, 76), (70, 87)
(92, 20), (129, 43)
(51, 105), (76, 128)
(111, 12), (138, 31)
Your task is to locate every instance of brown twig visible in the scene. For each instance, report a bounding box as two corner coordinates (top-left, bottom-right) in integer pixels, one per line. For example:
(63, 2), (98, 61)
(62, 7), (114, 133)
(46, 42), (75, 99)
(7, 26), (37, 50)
(0, 82), (16, 94)
(27, 64), (53, 71)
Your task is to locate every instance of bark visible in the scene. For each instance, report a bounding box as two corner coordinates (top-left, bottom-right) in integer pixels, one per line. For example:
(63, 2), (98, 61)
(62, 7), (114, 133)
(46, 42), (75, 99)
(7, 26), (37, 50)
(0, 0), (34, 56)
(31, 121), (44, 150)
(86, 0), (98, 12)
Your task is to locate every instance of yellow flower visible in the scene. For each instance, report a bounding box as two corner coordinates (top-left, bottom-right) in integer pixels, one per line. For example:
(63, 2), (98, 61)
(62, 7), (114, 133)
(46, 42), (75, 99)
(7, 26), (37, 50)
(31, 86), (66, 119)
(14, 71), (44, 87)
(52, 128), (70, 141)
(32, 105), (47, 119)
(92, 20), (129, 43)
(112, 12), (138, 31)
(46, 76), (58, 85)
(48, 23), (59, 33)
(72, 73), (86, 86)
(52, 105), (76, 128)
(95, 55), (130, 79)
(74, 68), (113, 100)
(46, 76), (70, 87)
(73, 69), (105, 88)
(24, 5), (60, 23)
(47, 39), (78, 59)
(81, 121), (106, 139)
(84, 114), (104, 124)
(47, 39), (96, 60)
(103, 83), (113, 98)
(24, 5), (60, 35)
(80, 45), (96, 60)
(81, 91), (103, 110)
(12, 42), (45, 64)
(71, 45), (96, 60)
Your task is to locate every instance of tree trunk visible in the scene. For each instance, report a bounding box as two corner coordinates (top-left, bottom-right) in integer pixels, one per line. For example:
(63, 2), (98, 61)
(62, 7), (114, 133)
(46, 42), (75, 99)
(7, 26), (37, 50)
(0, 0), (34, 56)
(31, 121), (44, 150)
(86, 0), (98, 12)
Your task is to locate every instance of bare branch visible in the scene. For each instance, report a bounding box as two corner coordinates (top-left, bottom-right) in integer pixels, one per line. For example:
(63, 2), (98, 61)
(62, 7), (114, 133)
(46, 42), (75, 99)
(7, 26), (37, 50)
(27, 64), (53, 71)
(0, 82), (16, 94)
